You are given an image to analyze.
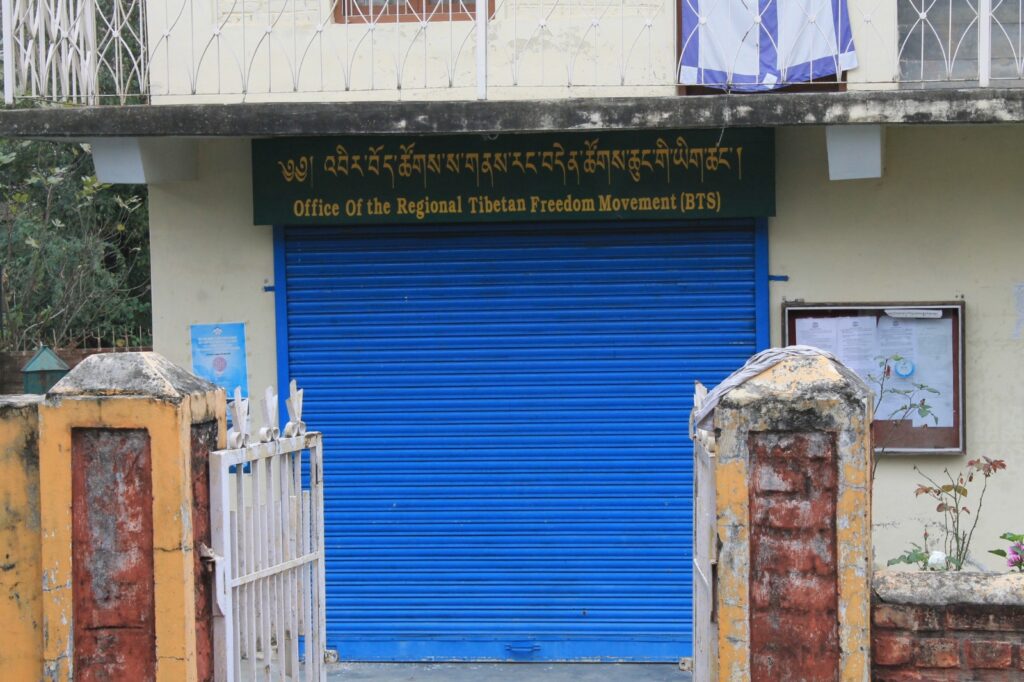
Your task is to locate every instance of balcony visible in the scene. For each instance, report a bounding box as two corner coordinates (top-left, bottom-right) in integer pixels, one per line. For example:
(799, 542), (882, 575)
(1, 0), (1023, 106)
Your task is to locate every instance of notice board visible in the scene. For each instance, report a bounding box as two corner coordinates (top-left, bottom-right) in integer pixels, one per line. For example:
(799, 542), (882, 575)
(784, 302), (964, 454)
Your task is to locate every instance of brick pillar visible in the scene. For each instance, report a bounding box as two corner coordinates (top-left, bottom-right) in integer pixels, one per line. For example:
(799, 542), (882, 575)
(37, 353), (225, 682)
(0, 396), (44, 680)
(707, 351), (873, 681)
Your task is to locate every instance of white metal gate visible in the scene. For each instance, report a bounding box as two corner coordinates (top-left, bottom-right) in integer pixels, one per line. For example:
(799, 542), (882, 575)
(209, 382), (327, 681)
(690, 382), (718, 682)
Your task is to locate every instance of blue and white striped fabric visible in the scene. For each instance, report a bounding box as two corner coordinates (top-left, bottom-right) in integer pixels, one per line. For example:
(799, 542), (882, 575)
(679, 0), (858, 91)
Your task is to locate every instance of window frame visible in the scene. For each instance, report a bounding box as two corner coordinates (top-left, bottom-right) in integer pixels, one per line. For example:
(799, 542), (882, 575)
(335, 0), (495, 25)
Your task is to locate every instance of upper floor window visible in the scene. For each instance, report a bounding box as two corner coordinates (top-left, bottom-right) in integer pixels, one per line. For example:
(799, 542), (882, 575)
(336, 0), (484, 24)
(898, 1), (979, 84)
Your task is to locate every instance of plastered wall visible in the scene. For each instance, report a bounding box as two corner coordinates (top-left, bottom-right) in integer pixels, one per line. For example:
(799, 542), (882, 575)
(770, 125), (1024, 570)
(149, 141), (278, 403)
(148, 125), (1024, 570)
(146, 0), (676, 103)
(144, 0), (895, 103)
(0, 397), (43, 680)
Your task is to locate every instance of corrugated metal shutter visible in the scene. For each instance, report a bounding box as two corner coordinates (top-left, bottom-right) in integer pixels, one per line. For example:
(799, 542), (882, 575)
(279, 221), (760, 662)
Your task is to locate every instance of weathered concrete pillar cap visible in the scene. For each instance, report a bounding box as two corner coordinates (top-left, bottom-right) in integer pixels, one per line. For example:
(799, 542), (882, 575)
(694, 345), (870, 430)
(47, 351), (217, 401)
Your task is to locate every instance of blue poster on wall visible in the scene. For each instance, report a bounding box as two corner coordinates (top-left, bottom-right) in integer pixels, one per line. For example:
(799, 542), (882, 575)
(190, 322), (249, 397)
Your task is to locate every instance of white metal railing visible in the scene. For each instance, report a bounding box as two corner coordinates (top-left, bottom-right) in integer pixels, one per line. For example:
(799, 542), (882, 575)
(209, 382), (327, 682)
(2, 0), (1023, 104)
(690, 381), (716, 682)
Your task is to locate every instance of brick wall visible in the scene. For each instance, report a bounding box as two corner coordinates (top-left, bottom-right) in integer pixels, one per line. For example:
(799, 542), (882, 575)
(872, 573), (1024, 681)
(748, 431), (840, 681)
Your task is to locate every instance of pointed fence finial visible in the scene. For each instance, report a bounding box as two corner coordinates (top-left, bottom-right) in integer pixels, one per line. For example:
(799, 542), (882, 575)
(227, 386), (251, 449)
(259, 385), (281, 442)
(283, 379), (306, 437)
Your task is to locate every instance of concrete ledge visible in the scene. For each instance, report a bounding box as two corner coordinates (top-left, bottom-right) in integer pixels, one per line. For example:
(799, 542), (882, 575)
(2, 89), (1024, 138)
(0, 394), (45, 409)
(873, 568), (1024, 607)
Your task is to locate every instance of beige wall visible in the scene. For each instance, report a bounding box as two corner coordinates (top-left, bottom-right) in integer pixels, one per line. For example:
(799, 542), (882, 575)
(144, 0), (897, 103)
(149, 140), (278, 404)
(147, 0), (676, 102)
(148, 125), (1023, 571)
(772, 125), (1024, 570)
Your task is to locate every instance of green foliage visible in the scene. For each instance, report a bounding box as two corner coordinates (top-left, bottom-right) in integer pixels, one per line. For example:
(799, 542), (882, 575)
(0, 138), (150, 350)
(908, 457), (1006, 571)
(887, 542), (930, 571)
(867, 355), (942, 482)
(990, 532), (1024, 572)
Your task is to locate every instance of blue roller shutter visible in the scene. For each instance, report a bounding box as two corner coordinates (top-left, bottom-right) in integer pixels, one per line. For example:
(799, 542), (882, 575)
(278, 221), (761, 662)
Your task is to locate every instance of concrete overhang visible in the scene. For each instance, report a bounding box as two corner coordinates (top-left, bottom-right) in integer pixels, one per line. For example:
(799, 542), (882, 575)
(1, 88), (1023, 138)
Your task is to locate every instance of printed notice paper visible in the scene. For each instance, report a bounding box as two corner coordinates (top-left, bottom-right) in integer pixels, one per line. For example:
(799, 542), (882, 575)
(795, 315), (880, 378)
(835, 316), (878, 381)
(190, 322), (249, 397)
(795, 313), (955, 428)
(911, 318), (954, 427)
(795, 317), (838, 351)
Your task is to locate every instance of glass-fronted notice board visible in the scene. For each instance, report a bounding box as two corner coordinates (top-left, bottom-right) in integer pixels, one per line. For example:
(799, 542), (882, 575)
(784, 302), (965, 454)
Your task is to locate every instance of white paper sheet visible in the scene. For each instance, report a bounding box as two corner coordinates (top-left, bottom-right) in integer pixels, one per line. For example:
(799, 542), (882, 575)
(834, 316), (878, 381)
(875, 316), (917, 421)
(911, 318), (954, 427)
(795, 313), (956, 430)
(795, 317), (838, 353)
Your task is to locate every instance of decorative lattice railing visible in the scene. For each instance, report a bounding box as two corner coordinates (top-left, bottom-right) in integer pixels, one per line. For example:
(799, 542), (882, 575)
(2, 0), (1022, 105)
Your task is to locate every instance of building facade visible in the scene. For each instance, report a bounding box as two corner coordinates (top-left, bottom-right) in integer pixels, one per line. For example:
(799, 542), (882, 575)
(2, 0), (1023, 664)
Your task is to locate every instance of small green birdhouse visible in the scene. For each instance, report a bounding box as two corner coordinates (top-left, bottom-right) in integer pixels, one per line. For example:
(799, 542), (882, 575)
(21, 346), (70, 394)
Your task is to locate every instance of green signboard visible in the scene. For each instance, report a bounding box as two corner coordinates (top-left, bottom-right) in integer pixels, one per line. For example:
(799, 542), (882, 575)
(252, 129), (774, 225)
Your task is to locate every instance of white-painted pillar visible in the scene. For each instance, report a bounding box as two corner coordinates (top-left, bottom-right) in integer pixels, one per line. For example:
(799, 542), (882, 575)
(476, 0), (488, 100)
(3, 0), (15, 104)
(978, 0), (992, 87)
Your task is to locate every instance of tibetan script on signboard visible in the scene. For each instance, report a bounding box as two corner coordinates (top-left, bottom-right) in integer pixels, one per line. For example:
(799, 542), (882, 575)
(252, 129), (774, 225)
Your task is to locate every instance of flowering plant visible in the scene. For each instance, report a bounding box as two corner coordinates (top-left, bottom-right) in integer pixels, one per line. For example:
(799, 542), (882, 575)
(889, 457), (1006, 571)
(990, 532), (1024, 572)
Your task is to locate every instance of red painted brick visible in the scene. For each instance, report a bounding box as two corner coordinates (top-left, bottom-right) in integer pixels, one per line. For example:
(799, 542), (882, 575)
(875, 671), (962, 682)
(805, 459), (838, 490)
(871, 671), (925, 682)
(965, 640), (1013, 669)
(191, 421), (218, 682)
(752, 460), (806, 494)
(749, 430), (839, 681)
(750, 532), (835, 575)
(913, 638), (960, 668)
(751, 649), (840, 681)
(72, 429), (156, 682)
(751, 610), (839, 653)
(874, 603), (943, 631)
(751, 495), (836, 531)
(874, 634), (913, 666)
(751, 571), (837, 612)
(945, 606), (1024, 632)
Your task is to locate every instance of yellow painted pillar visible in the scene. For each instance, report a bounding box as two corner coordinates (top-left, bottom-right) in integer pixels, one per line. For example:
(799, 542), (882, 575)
(37, 353), (225, 681)
(0, 395), (44, 680)
(696, 350), (873, 681)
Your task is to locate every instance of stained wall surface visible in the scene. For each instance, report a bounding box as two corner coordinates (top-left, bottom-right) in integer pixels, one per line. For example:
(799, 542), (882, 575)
(149, 125), (1024, 570)
(0, 396), (43, 680)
